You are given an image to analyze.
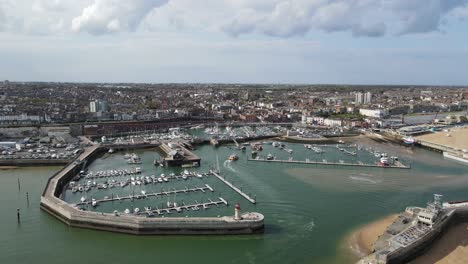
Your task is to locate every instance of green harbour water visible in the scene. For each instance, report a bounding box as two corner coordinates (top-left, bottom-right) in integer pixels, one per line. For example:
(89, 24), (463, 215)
(2, 138), (468, 264)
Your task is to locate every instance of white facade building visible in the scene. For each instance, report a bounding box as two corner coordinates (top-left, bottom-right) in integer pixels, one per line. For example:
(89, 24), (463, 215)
(359, 108), (388, 118)
(324, 118), (343, 127)
(355, 92), (372, 104)
(89, 100), (109, 113)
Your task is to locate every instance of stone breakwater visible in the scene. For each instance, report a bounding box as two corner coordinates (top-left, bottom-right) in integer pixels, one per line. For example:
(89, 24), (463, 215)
(40, 144), (264, 235)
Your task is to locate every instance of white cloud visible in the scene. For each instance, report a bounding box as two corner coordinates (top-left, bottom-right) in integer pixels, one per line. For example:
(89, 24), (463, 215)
(0, 6), (5, 31)
(71, 0), (168, 35)
(0, 0), (467, 37)
(450, 3), (468, 19)
(389, 0), (468, 35)
(217, 0), (389, 37)
(217, 0), (468, 37)
(32, 0), (68, 12)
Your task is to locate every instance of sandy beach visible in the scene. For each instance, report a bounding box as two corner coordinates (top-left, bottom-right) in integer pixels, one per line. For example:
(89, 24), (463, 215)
(0, 166), (18, 170)
(416, 126), (468, 150)
(347, 214), (399, 257)
(410, 222), (468, 264)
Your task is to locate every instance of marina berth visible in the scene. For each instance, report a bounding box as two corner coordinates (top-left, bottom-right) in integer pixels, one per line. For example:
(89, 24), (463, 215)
(40, 143), (264, 235)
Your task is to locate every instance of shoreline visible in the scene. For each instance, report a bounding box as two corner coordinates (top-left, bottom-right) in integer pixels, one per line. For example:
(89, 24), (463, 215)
(410, 222), (468, 264)
(0, 166), (18, 170)
(346, 214), (399, 258)
(347, 214), (468, 264)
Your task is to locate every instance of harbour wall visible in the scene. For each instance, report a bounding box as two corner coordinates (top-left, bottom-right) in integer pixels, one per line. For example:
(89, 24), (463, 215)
(279, 136), (338, 144)
(0, 159), (72, 166)
(443, 152), (468, 164)
(0, 125), (71, 138)
(40, 143), (264, 235)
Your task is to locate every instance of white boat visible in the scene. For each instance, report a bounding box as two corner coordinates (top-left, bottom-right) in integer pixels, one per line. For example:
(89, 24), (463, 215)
(124, 209), (131, 214)
(80, 196), (86, 203)
(134, 208), (140, 214)
(91, 199), (97, 207)
(403, 136), (416, 145)
(380, 157), (389, 166)
(266, 153), (274, 160)
(127, 158), (142, 164)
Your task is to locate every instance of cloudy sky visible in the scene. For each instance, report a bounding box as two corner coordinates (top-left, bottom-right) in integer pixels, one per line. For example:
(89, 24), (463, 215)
(0, 0), (467, 85)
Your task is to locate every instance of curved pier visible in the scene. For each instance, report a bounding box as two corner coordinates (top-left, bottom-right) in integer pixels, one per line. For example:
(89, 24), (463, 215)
(40, 144), (264, 235)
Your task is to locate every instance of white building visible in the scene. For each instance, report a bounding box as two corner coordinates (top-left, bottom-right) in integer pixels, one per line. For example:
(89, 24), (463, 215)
(359, 108), (388, 118)
(365, 92), (372, 104)
(324, 118), (343, 127)
(89, 100), (109, 113)
(355, 92), (372, 105)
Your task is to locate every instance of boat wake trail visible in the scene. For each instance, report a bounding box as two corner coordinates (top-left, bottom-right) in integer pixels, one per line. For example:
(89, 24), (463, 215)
(223, 160), (236, 172)
(349, 175), (380, 184)
(303, 220), (315, 232)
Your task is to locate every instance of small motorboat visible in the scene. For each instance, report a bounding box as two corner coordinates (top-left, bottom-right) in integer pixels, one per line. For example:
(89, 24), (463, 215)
(228, 154), (239, 161)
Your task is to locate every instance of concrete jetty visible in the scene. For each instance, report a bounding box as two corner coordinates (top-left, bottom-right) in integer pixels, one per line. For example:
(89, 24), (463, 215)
(76, 184), (215, 206)
(248, 158), (411, 169)
(131, 198), (229, 216)
(40, 144), (264, 235)
(210, 170), (256, 204)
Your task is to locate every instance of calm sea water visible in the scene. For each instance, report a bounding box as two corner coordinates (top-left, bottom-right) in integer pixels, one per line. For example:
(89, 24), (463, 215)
(2, 138), (467, 264)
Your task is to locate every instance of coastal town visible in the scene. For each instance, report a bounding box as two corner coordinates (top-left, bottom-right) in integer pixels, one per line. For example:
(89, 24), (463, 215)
(1, 81), (467, 164)
(2, 81), (468, 264)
